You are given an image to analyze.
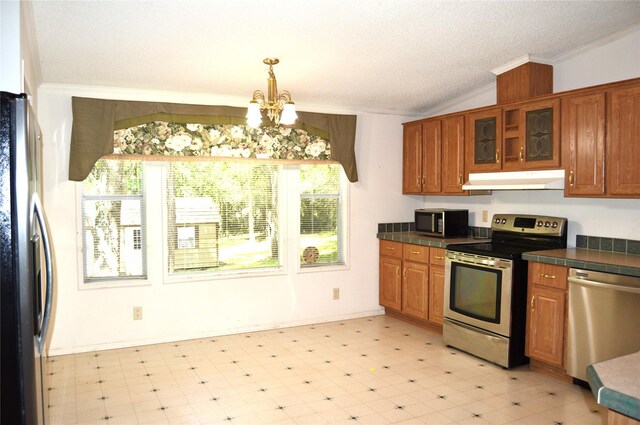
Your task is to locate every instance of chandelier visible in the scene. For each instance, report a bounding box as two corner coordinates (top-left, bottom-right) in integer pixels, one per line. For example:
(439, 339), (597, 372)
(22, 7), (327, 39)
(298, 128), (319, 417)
(246, 58), (297, 127)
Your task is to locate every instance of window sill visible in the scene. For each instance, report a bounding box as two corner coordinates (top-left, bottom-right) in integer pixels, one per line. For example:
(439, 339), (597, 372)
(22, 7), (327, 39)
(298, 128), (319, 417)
(163, 267), (287, 284)
(80, 278), (151, 290)
(298, 262), (349, 274)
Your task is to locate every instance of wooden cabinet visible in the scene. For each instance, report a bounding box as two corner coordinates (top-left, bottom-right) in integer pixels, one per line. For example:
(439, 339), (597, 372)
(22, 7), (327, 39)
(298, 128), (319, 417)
(379, 242), (446, 332)
(379, 240), (402, 310)
(466, 99), (560, 173)
(402, 122), (422, 194)
(503, 98), (561, 170)
(526, 262), (568, 370)
(441, 115), (466, 193)
(402, 246), (429, 319)
(562, 91), (606, 196)
(607, 84), (640, 196)
(402, 116), (465, 195)
(466, 108), (503, 173)
(428, 248), (446, 325)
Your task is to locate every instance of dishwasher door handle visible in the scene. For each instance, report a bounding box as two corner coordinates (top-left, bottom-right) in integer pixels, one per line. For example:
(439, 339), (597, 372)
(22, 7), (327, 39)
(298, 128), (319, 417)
(568, 277), (640, 294)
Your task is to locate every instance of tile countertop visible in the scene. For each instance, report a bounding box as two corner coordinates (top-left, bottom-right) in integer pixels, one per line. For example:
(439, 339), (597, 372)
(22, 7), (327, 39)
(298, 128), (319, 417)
(377, 232), (489, 248)
(523, 248), (640, 278)
(587, 351), (640, 420)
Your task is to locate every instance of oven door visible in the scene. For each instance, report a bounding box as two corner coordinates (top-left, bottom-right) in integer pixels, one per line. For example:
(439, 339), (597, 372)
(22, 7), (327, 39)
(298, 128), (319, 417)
(444, 251), (512, 337)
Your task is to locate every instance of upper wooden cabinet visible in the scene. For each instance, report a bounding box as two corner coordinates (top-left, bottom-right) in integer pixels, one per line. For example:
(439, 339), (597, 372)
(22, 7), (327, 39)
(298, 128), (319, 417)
(503, 98), (561, 170)
(466, 108), (503, 173)
(466, 99), (560, 173)
(404, 77), (640, 199)
(607, 84), (640, 196)
(402, 116), (465, 195)
(402, 122), (422, 194)
(441, 115), (466, 193)
(562, 91), (606, 197)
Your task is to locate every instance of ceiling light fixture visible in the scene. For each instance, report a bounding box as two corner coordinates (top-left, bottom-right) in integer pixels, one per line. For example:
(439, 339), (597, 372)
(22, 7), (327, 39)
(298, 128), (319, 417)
(246, 58), (297, 127)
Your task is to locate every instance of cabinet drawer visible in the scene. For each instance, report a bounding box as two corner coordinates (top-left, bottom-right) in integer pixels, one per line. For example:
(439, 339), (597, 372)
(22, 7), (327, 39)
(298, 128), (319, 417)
(403, 244), (429, 263)
(529, 262), (568, 289)
(380, 240), (402, 259)
(430, 247), (446, 266)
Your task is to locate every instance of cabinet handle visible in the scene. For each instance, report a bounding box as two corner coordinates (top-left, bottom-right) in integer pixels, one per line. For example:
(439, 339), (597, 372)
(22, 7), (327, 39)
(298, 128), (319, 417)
(569, 170), (574, 187)
(416, 176), (420, 186)
(396, 268), (399, 278)
(458, 174), (462, 186)
(540, 273), (557, 279)
(434, 255), (444, 260)
(403, 268), (407, 279)
(386, 246), (395, 251)
(422, 176), (425, 186)
(519, 147), (524, 162)
(411, 250), (420, 255)
(531, 295), (535, 311)
(495, 149), (500, 164)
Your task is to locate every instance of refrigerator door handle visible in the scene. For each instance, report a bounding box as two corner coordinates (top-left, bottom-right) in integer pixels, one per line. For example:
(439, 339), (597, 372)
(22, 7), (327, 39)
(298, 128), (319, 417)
(33, 192), (53, 352)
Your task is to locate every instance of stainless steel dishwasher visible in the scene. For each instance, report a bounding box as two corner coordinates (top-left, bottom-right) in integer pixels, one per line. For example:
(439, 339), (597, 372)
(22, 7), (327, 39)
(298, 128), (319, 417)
(566, 268), (640, 381)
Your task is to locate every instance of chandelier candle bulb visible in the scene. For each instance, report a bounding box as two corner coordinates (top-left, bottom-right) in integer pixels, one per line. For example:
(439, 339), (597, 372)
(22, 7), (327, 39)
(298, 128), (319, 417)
(247, 58), (297, 127)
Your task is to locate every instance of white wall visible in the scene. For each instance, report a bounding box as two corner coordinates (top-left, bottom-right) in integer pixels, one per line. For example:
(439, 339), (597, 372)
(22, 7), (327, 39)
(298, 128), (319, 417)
(413, 25), (640, 245)
(38, 84), (420, 355)
(0, 1), (41, 97)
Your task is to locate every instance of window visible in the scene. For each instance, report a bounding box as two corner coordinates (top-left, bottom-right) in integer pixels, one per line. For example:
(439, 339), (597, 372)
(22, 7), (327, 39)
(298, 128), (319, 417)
(166, 162), (280, 275)
(299, 164), (344, 267)
(80, 160), (347, 283)
(81, 160), (146, 281)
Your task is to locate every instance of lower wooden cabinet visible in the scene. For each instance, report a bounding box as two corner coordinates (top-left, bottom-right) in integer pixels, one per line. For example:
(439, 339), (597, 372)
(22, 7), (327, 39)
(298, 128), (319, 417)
(526, 262), (569, 375)
(379, 241), (402, 310)
(379, 240), (445, 332)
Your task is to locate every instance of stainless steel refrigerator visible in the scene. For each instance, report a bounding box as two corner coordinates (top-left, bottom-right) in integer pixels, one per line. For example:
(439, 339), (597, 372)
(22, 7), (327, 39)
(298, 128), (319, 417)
(1, 91), (54, 424)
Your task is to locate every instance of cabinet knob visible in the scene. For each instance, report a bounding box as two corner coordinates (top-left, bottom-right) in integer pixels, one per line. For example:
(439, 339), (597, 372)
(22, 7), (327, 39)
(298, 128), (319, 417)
(519, 147), (524, 162)
(569, 170), (574, 187)
(496, 149), (500, 164)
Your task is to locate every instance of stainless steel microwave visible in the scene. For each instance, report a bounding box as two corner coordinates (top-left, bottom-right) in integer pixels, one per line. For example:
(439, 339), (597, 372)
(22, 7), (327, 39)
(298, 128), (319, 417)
(414, 209), (469, 238)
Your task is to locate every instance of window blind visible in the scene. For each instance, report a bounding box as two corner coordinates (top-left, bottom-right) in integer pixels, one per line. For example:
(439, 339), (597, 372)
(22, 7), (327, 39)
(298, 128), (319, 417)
(166, 162), (280, 275)
(82, 160), (146, 281)
(299, 164), (343, 266)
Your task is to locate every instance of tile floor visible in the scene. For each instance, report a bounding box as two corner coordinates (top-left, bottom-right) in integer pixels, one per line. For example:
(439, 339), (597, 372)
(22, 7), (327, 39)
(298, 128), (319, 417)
(47, 315), (602, 425)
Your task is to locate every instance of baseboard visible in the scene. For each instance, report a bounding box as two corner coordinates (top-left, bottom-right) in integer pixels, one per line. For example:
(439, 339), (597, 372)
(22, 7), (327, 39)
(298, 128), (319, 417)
(384, 308), (443, 335)
(47, 309), (385, 356)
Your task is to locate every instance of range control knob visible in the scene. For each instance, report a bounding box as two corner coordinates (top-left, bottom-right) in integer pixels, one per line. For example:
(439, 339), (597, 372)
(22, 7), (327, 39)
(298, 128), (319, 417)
(495, 218), (501, 224)
(501, 218), (507, 224)
(551, 222), (558, 229)
(537, 221), (544, 227)
(544, 221), (551, 228)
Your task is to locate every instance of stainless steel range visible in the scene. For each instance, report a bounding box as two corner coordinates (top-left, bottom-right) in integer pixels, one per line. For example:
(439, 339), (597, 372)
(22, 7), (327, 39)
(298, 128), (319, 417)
(443, 214), (567, 368)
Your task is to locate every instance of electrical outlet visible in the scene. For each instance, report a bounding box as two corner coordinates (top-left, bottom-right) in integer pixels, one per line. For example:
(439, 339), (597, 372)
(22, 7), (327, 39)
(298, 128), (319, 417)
(333, 288), (340, 300)
(133, 306), (143, 320)
(482, 210), (489, 223)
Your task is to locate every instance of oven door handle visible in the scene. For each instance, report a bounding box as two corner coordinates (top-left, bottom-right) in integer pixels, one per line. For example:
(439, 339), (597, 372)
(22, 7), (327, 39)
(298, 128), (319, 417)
(449, 256), (511, 269)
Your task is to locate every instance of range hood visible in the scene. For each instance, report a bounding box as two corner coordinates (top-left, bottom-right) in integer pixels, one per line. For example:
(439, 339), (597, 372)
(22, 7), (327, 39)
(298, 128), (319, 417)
(462, 169), (565, 190)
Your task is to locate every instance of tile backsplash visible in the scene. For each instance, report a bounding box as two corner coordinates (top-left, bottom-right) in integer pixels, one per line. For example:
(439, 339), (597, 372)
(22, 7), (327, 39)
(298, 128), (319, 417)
(576, 234), (640, 255)
(377, 222), (491, 239)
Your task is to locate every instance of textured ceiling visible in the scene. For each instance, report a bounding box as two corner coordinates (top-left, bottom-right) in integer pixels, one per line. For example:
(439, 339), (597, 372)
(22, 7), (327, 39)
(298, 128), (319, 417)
(31, 1), (640, 115)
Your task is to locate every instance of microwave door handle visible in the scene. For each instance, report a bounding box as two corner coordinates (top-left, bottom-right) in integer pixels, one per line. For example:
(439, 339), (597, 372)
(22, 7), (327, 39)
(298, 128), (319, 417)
(432, 215), (436, 233)
(33, 193), (53, 352)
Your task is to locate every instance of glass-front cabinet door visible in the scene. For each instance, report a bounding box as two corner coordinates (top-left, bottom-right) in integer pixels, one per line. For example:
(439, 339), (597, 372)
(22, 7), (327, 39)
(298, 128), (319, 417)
(504, 98), (560, 170)
(466, 108), (502, 173)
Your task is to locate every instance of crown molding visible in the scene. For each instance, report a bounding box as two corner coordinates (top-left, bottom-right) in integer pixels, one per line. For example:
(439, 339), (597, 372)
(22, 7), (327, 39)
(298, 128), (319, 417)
(490, 54), (554, 76)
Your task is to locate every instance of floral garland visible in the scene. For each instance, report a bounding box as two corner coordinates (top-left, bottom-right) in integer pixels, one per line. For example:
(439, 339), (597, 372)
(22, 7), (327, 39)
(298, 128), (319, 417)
(113, 121), (331, 160)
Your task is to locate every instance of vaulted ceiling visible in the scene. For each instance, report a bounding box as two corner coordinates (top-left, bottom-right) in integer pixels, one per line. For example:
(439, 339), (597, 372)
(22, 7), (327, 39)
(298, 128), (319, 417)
(31, 1), (640, 115)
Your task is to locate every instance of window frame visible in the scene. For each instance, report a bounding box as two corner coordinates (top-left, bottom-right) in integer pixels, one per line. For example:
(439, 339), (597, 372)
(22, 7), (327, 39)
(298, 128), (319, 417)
(77, 160), (349, 288)
(77, 159), (150, 288)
